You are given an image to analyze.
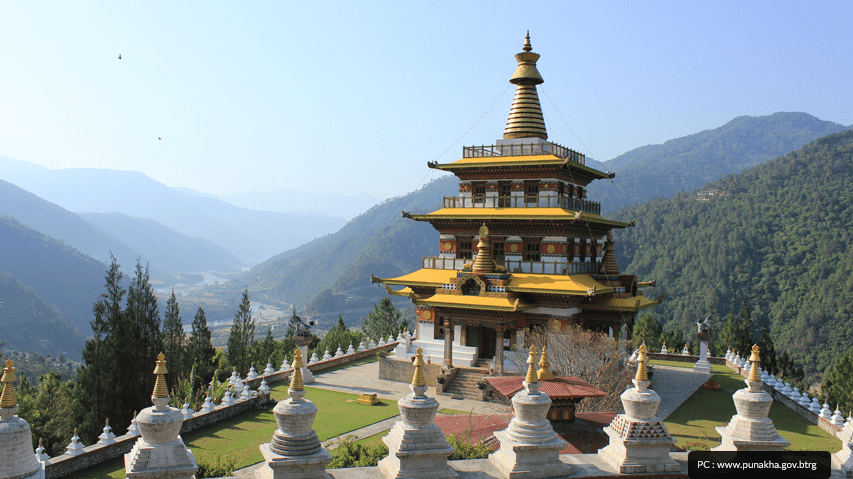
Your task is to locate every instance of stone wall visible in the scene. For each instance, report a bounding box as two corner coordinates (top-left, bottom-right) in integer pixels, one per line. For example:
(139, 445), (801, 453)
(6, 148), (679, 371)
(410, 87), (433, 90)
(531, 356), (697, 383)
(378, 356), (443, 387)
(43, 343), (398, 479)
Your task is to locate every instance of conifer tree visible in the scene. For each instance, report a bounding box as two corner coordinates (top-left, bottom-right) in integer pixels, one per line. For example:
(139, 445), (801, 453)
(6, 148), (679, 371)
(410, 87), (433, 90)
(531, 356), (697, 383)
(162, 290), (185, 388)
(362, 298), (402, 340)
(187, 307), (216, 388)
(123, 260), (160, 433)
(227, 289), (255, 376)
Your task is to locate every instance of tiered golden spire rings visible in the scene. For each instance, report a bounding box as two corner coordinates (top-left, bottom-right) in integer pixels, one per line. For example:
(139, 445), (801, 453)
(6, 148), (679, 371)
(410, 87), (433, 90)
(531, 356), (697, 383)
(1, 359), (18, 408)
(504, 31), (547, 140)
(525, 346), (539, 384)
(412, 347), (426, 387)
(152, 352), (169, 399)
(537, 345), (554, 381)
(290, 349), (305, 391)
(472, 224), (495, 274)
(635, 343), (649, 382)
(748, 344), (761, 383)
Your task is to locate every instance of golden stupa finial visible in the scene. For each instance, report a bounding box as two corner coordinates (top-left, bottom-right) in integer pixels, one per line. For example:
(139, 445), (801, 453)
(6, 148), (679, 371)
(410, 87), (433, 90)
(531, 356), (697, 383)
(525, 346), (539, 384)
(748, 344), (761, 382)
(472, 224), (495, 273)
(290, 349), (305, 391)
(1, 359), (18, 408)
(537, 344), (554, 381)
(635, 343), (648, 382)
(152, 352), (169, 399)
(505, 31), (546, 140)
(412, 347), (426, 387)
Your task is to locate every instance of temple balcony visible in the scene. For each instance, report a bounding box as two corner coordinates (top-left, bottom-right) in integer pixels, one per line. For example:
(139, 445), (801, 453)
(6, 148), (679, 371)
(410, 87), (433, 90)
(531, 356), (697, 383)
(423, 256), (601, 275)
(442, 194), (601, 214)
(463, 142), (585, 165)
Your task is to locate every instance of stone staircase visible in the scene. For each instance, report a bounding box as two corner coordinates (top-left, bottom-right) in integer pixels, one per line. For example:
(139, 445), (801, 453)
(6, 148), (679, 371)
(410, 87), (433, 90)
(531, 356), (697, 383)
(442, 367), (489, 400)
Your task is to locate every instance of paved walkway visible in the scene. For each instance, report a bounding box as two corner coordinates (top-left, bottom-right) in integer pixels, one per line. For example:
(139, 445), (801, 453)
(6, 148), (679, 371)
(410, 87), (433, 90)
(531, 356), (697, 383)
(233, 361), (710, 476)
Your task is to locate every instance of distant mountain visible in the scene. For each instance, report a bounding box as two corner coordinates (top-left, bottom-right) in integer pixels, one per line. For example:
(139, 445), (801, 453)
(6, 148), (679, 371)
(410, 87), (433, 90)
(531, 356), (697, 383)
(240, 175), (458, 329)
(217, 189), (382, 219)
(79, 213), (242, 274)
(590, 112), (851, 213)
(0, 179), (171, 279)
(0, 214), (102, 357)
(0, 162), (348, 265)
(612, 129), (853, 378)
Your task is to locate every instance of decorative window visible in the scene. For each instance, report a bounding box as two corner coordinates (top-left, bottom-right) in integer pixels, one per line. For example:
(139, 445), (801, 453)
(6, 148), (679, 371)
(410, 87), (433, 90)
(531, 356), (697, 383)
(492, 237), (505, 263)
(457, 237), (473, 260)
(472, 181), (486, 204)
(498, 181), (512, 207)
(524, 238), (541, 261)
(524, 180), (539, 204)
(461, 279), (481, 296)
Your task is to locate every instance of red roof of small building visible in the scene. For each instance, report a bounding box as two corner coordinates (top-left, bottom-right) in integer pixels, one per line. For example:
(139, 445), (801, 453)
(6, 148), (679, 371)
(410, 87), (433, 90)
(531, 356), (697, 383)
(486, 376), (607, 400)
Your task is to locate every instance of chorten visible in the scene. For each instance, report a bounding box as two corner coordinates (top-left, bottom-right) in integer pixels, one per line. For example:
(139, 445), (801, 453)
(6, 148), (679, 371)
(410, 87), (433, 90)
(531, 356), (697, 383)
(489, 347), (569, 478)
(713, 345), (790, 451)
(124, 353), (198, 479)
(255, 349), (332, 479)
(598, 343), (679, 473)
(0, 359), (43, 479)
(378, 347), (457, 479)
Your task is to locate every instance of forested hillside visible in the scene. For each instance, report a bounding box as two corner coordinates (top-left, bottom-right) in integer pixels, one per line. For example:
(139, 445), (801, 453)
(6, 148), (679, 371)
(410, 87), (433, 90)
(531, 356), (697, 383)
(242, 174), (458, 327)
(613, 129), (853, 378)
(591, 112), (850, 213)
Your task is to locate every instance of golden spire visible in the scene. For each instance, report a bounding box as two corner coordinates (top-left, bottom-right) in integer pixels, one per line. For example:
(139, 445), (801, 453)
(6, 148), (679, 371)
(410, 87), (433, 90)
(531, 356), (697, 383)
(600, 232), (620, 275)
(412, 347), (426, 387)
(504, 31), (547, 140)
(748, 344), (761, 382)
(290, 349), (305, 391)
(1, 359), (18, 408)
(152, 352), (169, 399)
(525, 346), (539, 384)
(537, 344), (554, 381)
(635, 343), (648, 382)
(472, 224), (495, 273)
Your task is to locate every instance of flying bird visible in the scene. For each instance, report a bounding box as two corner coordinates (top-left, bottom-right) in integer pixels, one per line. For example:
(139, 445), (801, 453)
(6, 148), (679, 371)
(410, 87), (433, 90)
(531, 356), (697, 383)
(118, 54), (122, 60)
(158, 137), (162, 140)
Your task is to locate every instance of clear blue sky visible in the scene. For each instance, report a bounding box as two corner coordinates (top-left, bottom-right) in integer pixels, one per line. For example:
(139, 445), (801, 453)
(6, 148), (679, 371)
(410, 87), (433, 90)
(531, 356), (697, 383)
(1, 2), (850, 198)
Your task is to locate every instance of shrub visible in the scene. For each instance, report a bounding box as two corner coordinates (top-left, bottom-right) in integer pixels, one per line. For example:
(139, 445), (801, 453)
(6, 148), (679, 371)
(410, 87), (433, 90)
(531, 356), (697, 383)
(447, 432), (492, 460)
(328, 435), (389, 468)
(196, 453), (235, 478)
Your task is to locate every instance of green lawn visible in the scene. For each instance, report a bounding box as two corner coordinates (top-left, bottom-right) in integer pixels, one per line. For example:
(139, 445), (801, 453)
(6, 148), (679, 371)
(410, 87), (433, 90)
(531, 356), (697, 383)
(663, 370), (842, 452)
(75, 384), (400, 479)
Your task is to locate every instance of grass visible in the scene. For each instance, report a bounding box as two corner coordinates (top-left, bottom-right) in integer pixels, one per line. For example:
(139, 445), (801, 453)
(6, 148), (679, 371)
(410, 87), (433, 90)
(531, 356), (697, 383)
(650, 358), (731, 373)
(663, 370), (842, 452)
(75, 384), (399, 479)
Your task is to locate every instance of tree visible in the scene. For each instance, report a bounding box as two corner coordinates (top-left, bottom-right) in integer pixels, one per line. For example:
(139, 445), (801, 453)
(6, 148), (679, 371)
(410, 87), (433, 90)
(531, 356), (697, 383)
(823, 350), (853, 414)
(632, 314), (663, 351)
(227, 289), (255, 376)
(756, 325), (777, 376)
(316, 316), (363, 356)
(187, 307), (216, 388)
(252, 327), (278, 370)
(123, 260), (161, 432)
(16, 371), (76, 457)
(718, 302), (755, 359)
(362, 298), (402, 341)
(162, 290), (185, 388)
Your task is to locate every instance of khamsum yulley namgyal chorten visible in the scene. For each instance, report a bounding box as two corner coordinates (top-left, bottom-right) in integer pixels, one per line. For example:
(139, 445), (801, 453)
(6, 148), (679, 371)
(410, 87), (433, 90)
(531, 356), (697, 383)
(373, 33), (659, 374)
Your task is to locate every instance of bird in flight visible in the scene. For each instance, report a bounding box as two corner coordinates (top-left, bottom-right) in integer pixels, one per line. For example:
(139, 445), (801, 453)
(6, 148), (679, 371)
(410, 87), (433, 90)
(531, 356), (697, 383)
(118, 54), (122, 60)
(158, 137), (162, 140)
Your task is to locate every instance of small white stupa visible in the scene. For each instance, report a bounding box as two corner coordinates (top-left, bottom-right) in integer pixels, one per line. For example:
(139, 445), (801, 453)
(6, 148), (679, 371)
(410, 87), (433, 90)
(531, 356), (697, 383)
(247, 364), (259, 381)
(35, 438), (49, 461)
(263, 362), (275, 376)
(660, 342), (668, 354)
(127, 411), (141, 436)
(322, 349), (332, 361)
(713, 345), (790, 451)
(810, 397), (822, 414)
(201, 391), (216, 414)
(346, 343), (356, 355)
(65, 429), (85, 456)
(97, 419), (117, 445)
(334, 347), (344, 358)
(279, 359), (289, 372)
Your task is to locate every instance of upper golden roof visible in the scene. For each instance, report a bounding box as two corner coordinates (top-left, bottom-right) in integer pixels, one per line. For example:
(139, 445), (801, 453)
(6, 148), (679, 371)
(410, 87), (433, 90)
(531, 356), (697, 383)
(504, 32), (547, 140)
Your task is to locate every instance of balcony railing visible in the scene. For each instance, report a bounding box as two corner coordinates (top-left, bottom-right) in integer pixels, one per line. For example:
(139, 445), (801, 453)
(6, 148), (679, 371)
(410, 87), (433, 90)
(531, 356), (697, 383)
(442, 195), (601, 215)
(463, 142), (585, 165)
(423, 256), (601, 275)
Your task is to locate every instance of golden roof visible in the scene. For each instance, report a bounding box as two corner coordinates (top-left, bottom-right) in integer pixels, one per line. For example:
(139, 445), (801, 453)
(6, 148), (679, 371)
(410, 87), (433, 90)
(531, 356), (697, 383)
(414, 294), (531, 312)
(582, 294), (660, 312)
(378, 269), (614, 297)
(505, 32), (547, 140)
(409, 207), (631, 228)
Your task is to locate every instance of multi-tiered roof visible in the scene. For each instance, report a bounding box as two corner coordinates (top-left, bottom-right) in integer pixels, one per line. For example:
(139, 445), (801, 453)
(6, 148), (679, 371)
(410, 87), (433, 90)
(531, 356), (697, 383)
(374, 34), (658, 368)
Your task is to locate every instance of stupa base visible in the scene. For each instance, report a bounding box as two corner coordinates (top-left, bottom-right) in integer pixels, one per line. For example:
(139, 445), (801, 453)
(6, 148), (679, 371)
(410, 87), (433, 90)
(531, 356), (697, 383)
(488, 430), (570, 479)
(255, 443), (332, 479)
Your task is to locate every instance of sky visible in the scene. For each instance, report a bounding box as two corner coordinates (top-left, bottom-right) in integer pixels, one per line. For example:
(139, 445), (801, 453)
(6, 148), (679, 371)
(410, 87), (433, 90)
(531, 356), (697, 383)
(1, 2), (850, 199)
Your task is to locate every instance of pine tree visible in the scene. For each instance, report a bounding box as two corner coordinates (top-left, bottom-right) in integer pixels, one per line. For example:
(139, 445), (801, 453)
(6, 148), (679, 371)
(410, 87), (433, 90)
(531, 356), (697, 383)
(227, 289), (255, 376)
(361, 298), (402, 341)
(123, 260), (160, 432)
(632, 313), (663, 351)
(187, 307), (216, 388)
(162, 290), (185, 389)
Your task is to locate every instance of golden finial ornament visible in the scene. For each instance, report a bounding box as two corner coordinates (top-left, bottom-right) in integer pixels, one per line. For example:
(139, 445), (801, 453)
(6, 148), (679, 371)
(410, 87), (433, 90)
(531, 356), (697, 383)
(1, 359), (18, 408)
(504, 31), (547, 140)
(412, 347), (426, 387)
(748, 344), (761, 383)
(537, 345), (554, 381)
(152, 352), (169, 399)
(290, 349), (305, 391)
(525, 346), (539, 384)
(635, 343), (648, 382)
(472, 224), (495, 273)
